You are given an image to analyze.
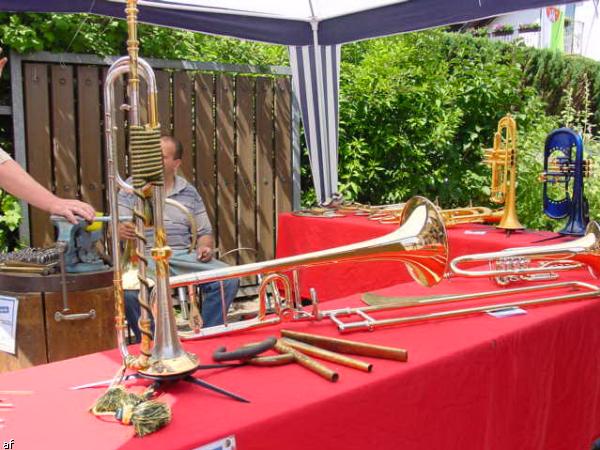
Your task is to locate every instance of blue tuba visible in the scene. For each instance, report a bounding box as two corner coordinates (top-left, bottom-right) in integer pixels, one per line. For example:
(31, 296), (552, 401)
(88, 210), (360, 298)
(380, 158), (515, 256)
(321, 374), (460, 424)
(540, 128), (591, 236)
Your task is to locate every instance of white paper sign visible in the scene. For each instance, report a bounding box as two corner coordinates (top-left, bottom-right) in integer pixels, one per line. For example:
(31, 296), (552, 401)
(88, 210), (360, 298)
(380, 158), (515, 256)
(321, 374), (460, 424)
(464, 230), (487, 235)
(193, 436), (236, 450)
(0, 295), (19, 355)
(486, 306), (527, 319)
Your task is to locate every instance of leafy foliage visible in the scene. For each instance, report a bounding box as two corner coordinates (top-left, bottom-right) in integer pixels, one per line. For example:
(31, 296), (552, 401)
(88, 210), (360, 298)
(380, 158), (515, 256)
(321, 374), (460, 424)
(0, 13), (287, 64)
(0, 189), (21, 252)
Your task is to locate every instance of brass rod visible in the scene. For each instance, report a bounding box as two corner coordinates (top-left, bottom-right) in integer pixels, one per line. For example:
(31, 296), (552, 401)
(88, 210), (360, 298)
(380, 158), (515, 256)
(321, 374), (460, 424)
(274, 340), (339, 382)
(333, 281), (600, 333)
(281, 330), (408, 362)
(281, 337), (373, 372)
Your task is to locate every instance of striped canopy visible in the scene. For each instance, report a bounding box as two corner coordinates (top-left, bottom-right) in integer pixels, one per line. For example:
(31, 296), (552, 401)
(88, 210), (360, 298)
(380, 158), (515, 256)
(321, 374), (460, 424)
(1, 0), (579, 202)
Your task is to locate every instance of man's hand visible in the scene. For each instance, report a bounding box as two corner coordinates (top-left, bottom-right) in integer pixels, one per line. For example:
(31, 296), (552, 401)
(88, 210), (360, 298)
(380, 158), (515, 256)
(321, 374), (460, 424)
(49, 198), (96, 224)
(118, 222), (137, 240)
(196, 245), (214, 262)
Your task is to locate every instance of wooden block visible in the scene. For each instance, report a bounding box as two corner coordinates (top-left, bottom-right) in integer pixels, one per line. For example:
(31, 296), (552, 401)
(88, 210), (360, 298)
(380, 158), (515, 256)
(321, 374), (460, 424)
(0, 293), (48, 373)
(44, 287), (116, 363)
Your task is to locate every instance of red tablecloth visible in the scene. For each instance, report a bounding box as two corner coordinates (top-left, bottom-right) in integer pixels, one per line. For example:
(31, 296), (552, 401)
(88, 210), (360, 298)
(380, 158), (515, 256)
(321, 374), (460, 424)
(276, 213), (574, 301)
(1, 268), (599, 449)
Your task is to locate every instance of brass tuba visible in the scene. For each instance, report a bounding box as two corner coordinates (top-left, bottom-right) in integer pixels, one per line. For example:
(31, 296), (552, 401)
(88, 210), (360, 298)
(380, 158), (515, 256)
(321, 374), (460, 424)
(170, 196), (449, 338)
(106, 0), (197, 377)
(483, 114), (523, 231)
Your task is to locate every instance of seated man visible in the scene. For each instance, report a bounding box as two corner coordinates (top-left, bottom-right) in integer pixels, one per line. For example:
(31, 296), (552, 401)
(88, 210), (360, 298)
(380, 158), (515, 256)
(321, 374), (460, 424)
(118, 135), (239, 342)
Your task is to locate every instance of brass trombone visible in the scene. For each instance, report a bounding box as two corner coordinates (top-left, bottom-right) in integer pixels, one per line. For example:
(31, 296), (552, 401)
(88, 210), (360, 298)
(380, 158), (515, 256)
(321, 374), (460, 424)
(324, 280), (599, 333)
(171, 196), (449, 338)
(368, 205), (502, 227)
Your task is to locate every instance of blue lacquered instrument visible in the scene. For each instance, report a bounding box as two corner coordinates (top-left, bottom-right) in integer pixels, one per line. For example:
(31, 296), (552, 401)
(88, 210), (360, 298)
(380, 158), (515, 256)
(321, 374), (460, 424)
(540, 128), (591, 236)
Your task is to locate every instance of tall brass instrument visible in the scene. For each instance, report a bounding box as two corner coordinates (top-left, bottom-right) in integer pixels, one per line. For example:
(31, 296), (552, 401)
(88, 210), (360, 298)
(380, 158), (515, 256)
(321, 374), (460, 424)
(483, 114), (524, 231)
(171, 196), (449, 338)
(540, 127), (591, 236)
(106, 0), (197, 377)
(450, 221), (600, 284)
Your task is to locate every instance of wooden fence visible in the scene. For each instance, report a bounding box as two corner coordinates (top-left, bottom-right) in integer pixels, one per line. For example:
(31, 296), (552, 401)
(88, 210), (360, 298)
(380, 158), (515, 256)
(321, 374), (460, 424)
(10, 52), (300, 266)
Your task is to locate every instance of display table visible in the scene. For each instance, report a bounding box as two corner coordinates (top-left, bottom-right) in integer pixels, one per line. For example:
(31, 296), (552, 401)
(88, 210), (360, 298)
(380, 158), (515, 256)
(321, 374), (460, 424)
(0, 270), (115, 372)
(0, 266), (598, 449)
(276, 213), (574, 301)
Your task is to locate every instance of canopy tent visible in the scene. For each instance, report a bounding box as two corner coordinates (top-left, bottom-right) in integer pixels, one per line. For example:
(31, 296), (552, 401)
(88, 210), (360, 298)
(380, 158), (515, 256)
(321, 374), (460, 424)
(1, 0), (579, 202)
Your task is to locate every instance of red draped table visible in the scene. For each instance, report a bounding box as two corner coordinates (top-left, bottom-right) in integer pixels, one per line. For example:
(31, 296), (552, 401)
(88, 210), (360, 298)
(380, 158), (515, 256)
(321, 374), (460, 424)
(1, 216), (599, 449)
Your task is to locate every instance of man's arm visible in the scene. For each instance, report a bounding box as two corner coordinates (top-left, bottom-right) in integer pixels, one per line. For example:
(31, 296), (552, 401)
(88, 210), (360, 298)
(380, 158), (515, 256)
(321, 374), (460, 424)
(0, 159), (95, 224)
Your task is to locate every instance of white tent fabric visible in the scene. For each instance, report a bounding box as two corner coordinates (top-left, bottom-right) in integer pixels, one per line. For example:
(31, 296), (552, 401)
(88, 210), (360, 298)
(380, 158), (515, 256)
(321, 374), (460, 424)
(2, 0), (580, 202)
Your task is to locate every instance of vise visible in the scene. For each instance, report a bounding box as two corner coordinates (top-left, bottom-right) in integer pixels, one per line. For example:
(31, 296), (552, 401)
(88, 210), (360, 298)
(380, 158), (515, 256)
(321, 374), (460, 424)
(51, 216), (110, 273)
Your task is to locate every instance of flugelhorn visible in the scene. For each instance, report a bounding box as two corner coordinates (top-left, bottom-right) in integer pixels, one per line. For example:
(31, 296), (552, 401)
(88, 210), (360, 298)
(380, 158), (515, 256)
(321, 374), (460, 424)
(171, 196), (449, 339)
(449, 221), (600, 284)
(106, 0), (197, 377)
(483, 114), (523, 231)
(540, 127), (591, 236)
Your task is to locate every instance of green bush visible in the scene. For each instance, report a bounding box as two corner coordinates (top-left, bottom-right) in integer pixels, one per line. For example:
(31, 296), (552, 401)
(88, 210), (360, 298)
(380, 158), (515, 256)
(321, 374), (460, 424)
(336, 31), (548, 209)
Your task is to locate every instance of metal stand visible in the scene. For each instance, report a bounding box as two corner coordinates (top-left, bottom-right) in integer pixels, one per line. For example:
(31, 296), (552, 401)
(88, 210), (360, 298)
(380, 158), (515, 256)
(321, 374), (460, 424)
(137, 365), (249, 403)
(72, 363), (249, 403)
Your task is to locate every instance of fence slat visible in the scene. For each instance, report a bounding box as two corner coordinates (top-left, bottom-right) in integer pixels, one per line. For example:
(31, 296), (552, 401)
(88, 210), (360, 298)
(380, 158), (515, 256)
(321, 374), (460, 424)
(173, 72), (194, 183)
(236, 76), (256, 267)
(155, 70), (171, 135)
(77, 66), (104, 212)
(194, 73), (216, 237)
(216, 74), (236, 264)
(51, 65), (78, 201)
(24, 63), (53, 247)
(256, 77), (275, 261)
(275, 77), (293, 219)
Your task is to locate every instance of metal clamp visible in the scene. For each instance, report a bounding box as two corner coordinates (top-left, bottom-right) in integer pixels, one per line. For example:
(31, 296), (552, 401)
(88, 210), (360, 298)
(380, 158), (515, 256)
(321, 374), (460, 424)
(54, 309), (96, 322)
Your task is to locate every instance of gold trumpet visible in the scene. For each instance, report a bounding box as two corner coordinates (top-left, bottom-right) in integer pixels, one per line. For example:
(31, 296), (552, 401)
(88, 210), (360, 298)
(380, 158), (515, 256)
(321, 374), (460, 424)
(483, 114), (523, 231)
(171, 196), (449, 338)
(449, 221), (600, 284)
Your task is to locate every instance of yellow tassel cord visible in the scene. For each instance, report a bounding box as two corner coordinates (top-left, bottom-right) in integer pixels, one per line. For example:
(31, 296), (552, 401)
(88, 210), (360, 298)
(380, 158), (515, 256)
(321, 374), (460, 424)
(90, 383), (170, 437)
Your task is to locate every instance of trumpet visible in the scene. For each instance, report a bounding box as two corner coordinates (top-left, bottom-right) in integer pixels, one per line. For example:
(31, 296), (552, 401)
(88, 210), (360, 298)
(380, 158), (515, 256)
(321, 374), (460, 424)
(171, 196), (449, 338)
(449, 221), (600, 284)
(483, 114), (523, 231)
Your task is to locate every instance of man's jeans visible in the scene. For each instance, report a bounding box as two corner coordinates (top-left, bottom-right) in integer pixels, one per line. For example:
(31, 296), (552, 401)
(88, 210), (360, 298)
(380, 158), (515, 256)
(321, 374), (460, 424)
(124, 250), (239, 343)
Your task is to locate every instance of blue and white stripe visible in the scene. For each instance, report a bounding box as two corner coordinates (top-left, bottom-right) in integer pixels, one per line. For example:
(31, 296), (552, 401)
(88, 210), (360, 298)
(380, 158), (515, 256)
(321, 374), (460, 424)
(289, 44), (341, 203)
